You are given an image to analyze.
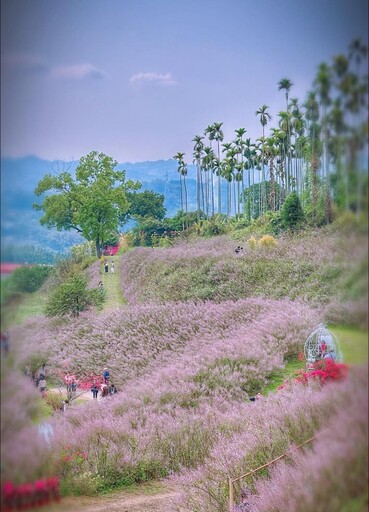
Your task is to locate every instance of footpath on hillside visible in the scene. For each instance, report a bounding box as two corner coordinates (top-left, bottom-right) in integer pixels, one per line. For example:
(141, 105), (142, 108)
(100, 255), (126, 309)
(31, 482), (179, 512)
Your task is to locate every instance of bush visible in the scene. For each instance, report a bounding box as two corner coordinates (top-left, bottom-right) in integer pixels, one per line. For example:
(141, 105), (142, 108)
(259, 235), (277, 250)
(248, 237), (258, 250)
(10, 265), (52, 293)
(45, 273), (104, 317)
(44, 391), (67, 411)
(281, 192), (304, 229)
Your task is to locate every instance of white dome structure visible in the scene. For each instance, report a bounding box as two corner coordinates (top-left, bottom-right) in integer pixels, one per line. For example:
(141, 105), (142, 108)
(304, 323), (343, 367)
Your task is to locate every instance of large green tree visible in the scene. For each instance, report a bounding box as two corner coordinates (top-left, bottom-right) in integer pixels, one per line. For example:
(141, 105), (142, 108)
(34, 151), (140, 257)
(123, 190), (167, 222)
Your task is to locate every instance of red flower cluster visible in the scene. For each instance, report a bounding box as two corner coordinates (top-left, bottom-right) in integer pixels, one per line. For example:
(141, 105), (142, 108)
(79, 372), (104, 390)
(278, 359), (348, 390)
(296, 358), (348, 385)
(60, 449), (87, 463)
(1, 477), (59, 511)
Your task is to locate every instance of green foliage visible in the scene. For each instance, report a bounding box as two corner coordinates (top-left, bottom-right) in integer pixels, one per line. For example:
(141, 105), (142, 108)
(230, 211), (284, 240)
(281, 192), (305, 229)
(124, 190), (167, 222)
(45, 273), (103, 317)
(33, 151), (141, 256)
(70, 241), (96, 262)
(44, 391), (67, 411)
(131, 217), (168, 247)
(6, 265), (52, 294)
(242, 182), (287, 220)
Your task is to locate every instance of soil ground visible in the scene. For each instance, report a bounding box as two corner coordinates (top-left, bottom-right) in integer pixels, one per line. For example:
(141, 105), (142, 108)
(29, 482), (180, 512)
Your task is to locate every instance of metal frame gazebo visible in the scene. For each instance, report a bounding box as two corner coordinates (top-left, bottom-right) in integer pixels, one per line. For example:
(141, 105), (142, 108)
(304, 323), (343, 368)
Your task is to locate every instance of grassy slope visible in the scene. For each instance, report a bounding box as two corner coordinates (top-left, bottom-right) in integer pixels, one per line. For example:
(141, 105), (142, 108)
(329, 324), (368, 365)
(121, 228), (368, 308)
(1, 289), (47, 328)
(1, 255), (126, 329)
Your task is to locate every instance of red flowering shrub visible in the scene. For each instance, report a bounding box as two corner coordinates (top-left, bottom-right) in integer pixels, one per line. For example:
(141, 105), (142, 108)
(1, 477), (59, 511)
(278, 359), (348, 391)
(296, 359), (348, 385)
(54, 446), (88, 478)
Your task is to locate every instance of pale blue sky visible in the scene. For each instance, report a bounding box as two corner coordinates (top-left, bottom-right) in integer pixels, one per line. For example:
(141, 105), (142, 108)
(1, 0), (368, 163)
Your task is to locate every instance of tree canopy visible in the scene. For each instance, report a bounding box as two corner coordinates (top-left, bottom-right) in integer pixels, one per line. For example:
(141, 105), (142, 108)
(123, 190), (167, 222)
(34, 151), (140, 256)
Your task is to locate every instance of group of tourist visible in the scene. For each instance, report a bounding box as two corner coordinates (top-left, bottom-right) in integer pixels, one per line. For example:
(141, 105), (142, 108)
(64, 372), (78, 394)
(103, 259), (115, 274)
(91, 367), (117, 399)
(318, 340), (336, 361)
(24, 363), (48, 396)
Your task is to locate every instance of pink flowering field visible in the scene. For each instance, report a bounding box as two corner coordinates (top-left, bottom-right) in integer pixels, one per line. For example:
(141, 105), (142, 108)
(120, 229), (368, 327)
(1, 227), (368, 510)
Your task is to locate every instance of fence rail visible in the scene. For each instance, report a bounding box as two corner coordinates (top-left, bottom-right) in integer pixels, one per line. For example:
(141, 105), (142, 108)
(228, 434), (320, 512)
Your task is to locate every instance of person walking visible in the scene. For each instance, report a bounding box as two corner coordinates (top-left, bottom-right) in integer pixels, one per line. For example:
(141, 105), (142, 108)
(104, 260), (109, 274)
(100, 383), (109, 397)
(110, 261), (115, 274)
(103, 367), (110, 384)
(38, 363), (46, 378)
(38, 375), (47, 397)
(91, 384), (99, 399)
(109, 383), (117, 395)
(64, 373), (73, 393)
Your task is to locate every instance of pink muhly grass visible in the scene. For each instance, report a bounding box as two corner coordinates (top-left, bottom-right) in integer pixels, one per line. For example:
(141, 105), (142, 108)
(1, 367), (51, 483)
(248, 365), (368, 512)
(170, 366), (367, 512)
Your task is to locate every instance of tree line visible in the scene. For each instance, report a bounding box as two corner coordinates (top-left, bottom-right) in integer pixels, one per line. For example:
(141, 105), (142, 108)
(33, 39), (367, 256)
(173, 38), (368, 225)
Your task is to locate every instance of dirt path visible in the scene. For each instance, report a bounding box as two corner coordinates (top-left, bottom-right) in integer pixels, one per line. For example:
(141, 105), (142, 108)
(100, 255), (126, 309)
(31, 482), (180, 512)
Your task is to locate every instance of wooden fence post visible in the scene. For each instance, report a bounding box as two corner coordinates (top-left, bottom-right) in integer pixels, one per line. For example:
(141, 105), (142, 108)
(228, 476), (234, 512)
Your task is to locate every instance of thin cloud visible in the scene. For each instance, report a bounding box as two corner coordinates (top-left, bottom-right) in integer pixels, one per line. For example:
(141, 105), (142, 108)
(2, 53), (106, 81)
(51, 64), (105, 80)
(2, 53), (48, 73)
(129, 71), (178, 86)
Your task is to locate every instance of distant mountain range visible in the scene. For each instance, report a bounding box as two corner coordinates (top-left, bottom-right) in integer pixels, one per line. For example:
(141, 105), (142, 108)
(0, 156), (198, 259)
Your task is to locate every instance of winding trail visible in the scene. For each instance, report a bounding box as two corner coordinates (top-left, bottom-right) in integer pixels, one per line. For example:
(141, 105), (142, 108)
(40, 256), (182, 511)
(31, 482), (180, 512)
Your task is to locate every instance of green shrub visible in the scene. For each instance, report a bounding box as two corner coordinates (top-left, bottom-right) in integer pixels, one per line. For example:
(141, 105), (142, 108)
(45, 273), (104, 317)
(281, 192), (304, 229)
(10, 265), (52, 293)
(44, 390), (67, 411)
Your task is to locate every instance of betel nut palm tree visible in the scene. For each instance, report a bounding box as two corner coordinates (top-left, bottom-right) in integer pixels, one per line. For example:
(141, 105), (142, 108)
(278, 78), (294, 192)
(212, 122), (224, 214)
(192, 135), (204, 221)
(255, 104), (272, 214)
(173, 152), (188, 228)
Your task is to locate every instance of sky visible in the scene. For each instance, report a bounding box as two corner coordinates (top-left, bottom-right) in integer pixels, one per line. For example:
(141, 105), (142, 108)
(1, 0), (368, 164)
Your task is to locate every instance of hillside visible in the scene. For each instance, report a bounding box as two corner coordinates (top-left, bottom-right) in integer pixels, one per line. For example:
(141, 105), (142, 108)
(120, 226), (368, 325)
(1, 225), (368, 512)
